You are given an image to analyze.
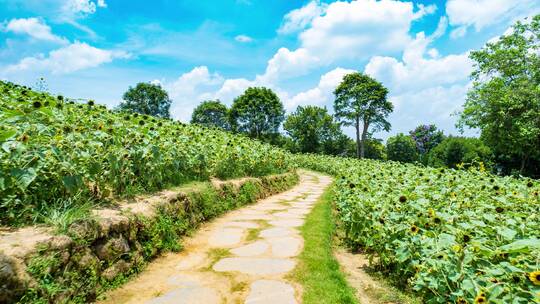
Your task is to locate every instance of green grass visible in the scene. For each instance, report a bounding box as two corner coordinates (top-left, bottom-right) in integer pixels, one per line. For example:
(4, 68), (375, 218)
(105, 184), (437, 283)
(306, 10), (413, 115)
(289, 183), (358, 304)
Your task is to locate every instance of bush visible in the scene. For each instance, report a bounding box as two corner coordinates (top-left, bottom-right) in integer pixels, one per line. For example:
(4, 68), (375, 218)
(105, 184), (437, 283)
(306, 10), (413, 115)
(386, 133), (418, 163)
(427, 136), (492, 169)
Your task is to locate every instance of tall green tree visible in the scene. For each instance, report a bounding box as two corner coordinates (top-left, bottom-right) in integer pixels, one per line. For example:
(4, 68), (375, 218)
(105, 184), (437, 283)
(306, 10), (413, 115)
(191, 100), (230, 130)
(427, 136), (492, 169)
(284, 105), (343, 154)
(458, 15), (540, 174)
(386, 133), (418, 163)
(334, 72), (393, 158)
(229, 87), (285, 140)
(409, 124), (445, 163)
(118, 82), (172, 118)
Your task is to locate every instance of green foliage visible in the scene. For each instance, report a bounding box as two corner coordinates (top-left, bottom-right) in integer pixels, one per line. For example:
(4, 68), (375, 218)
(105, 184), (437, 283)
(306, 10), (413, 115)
(427, 136), (492, 169)
(118, 82), (172, 118)
(190, 100), (230, 130)
(386, 133), (418, 163)
(0, 81), (291, 226)
(229, 87), (285, 140)
(334, 72), (393, 158)
(409, 124), (444, 161)
(459, 15), (540, 175)
(283, 105), (343, 154)
(295, 154), (540, 303)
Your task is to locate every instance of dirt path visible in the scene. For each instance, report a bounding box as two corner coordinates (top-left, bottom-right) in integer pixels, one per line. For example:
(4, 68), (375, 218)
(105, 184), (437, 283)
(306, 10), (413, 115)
(99, 171), (332, 304)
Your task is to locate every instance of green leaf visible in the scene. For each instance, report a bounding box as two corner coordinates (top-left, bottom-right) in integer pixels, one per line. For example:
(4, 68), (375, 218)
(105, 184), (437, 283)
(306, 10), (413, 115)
(500, 238), (540, 253)
(0, 130), (16, 142)
(10, 168), (37, 190)
(498, 227), (517, 240)
(62, 175), (83, 193)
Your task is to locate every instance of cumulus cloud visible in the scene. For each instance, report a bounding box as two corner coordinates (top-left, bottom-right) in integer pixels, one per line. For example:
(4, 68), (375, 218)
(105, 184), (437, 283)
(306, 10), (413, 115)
(258, 47), (320, 83)
(4, 41), (129, 74)
(278, 1), (327, 34)
(3, 17), (67, 43)
(234, 34), (253, 43)
(285, 67), (356, 111)
(162, 66), (225, 121)
(365, 17), (471, 94)
(299, 0), (430, 63)
(446, 0), (540, 33)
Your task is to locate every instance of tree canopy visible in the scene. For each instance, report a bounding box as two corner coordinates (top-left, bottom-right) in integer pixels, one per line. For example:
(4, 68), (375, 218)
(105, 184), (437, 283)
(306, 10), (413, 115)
(191, 100), (230, 130)
(458, 15), (540, 174)
(334, 72), (393, 158)
(386, 133), (418, 163)
(118, 82), (172, 118)
(283, 105), (343, 154)
(229, 87), (285, 140)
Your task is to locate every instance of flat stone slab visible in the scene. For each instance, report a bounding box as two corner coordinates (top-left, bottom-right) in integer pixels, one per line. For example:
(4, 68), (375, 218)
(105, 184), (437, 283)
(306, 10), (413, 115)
(231, 241), (269, 257)
(245, 280), (296, 304)
(208, 228), (244, 247)
(146, 286), (220, 304)
(213, 258), (295, 275)
(272, 211), (303, 219)
(268, 219), (304, 228)
(222, 221), (260, 229)
(288, 208), (311, 215)
(267, 237), (302, 258)
(176, 253), (206, 270)
(260, 227), (295, 239)
(233, 214), (274, 221)
(166, 274), (200, 287)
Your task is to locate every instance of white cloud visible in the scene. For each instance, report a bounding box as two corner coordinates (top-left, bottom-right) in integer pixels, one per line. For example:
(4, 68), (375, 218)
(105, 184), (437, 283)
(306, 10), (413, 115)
(258, 47), (320, 83)
(299, 0), (431, 63)
(234, 34), (253, 43)
(446, 0), (540, 32)
(364, 17), (471, 95)
(285, 67), (356, 111)
(97, 0), (107, 8)
(163, 66), (225, 121)
(3, 17), (67, 43)
(278, 1), (327, 34)
(413, 3), (437, 20)
(4, 42), (129, 74)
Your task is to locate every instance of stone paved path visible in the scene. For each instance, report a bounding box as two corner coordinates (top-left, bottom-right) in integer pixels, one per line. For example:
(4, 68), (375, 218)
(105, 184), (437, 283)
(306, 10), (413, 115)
(100, 171), (332, 304)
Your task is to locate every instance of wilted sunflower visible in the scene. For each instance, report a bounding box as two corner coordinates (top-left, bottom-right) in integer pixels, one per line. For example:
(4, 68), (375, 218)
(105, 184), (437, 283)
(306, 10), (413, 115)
(474, 295), (486, 304)
(527, 181), (534, 188)
(529, 270), (540, 285)
(19, 134), (29, 143)
(463, 234), (471, 243)
(88, 100), (95, 106)
(495, 206), (504, 213)
(32, 101), (42, 108)
(139, 120), (145, 126)
(399, 195), (407, 203)
(456, 297), (468, 304)
(493, 185), (500, 191)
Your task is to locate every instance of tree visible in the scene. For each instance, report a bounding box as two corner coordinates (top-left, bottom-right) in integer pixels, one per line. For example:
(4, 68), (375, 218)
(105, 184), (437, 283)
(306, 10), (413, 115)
(458, 15), (540, 175)
(229, 87), (285, 140)
(409, 124), (444, 162)
(386, 133), (418, 163)
(427, 136), (492, 169)
(334, 72), (393, 158)
(191, 100), (230, 130)
(284, 105), (343, 153)
(118, 82), (172, 118)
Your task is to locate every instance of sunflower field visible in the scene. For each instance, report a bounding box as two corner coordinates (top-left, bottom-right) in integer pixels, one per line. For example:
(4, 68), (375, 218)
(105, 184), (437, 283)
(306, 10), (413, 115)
(0, 81), (292, 226)
(295, 154), (540, 303)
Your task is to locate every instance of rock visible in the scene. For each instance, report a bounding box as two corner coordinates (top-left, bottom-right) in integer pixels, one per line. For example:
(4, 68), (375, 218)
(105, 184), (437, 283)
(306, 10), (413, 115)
(101, 260), (132, 281)
(69, 220), (100, 242)
(73, 248), (99, 271)
(0, 253), (27, 303)
(94, 235), (130, 262)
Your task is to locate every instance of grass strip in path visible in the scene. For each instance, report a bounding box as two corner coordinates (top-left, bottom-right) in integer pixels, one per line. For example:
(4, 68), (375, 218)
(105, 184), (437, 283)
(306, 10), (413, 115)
(289, 183), (358, 304)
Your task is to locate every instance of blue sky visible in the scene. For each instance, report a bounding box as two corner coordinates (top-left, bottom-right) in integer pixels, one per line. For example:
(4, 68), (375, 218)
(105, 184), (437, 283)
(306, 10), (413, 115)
(1, 0), (539, 139)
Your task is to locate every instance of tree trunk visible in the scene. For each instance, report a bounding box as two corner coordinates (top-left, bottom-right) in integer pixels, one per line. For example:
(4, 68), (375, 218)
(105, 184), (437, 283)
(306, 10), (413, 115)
(520, 154), (529, 174)
(355, 116), (361, 158)
(360, 119), (369, 159)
